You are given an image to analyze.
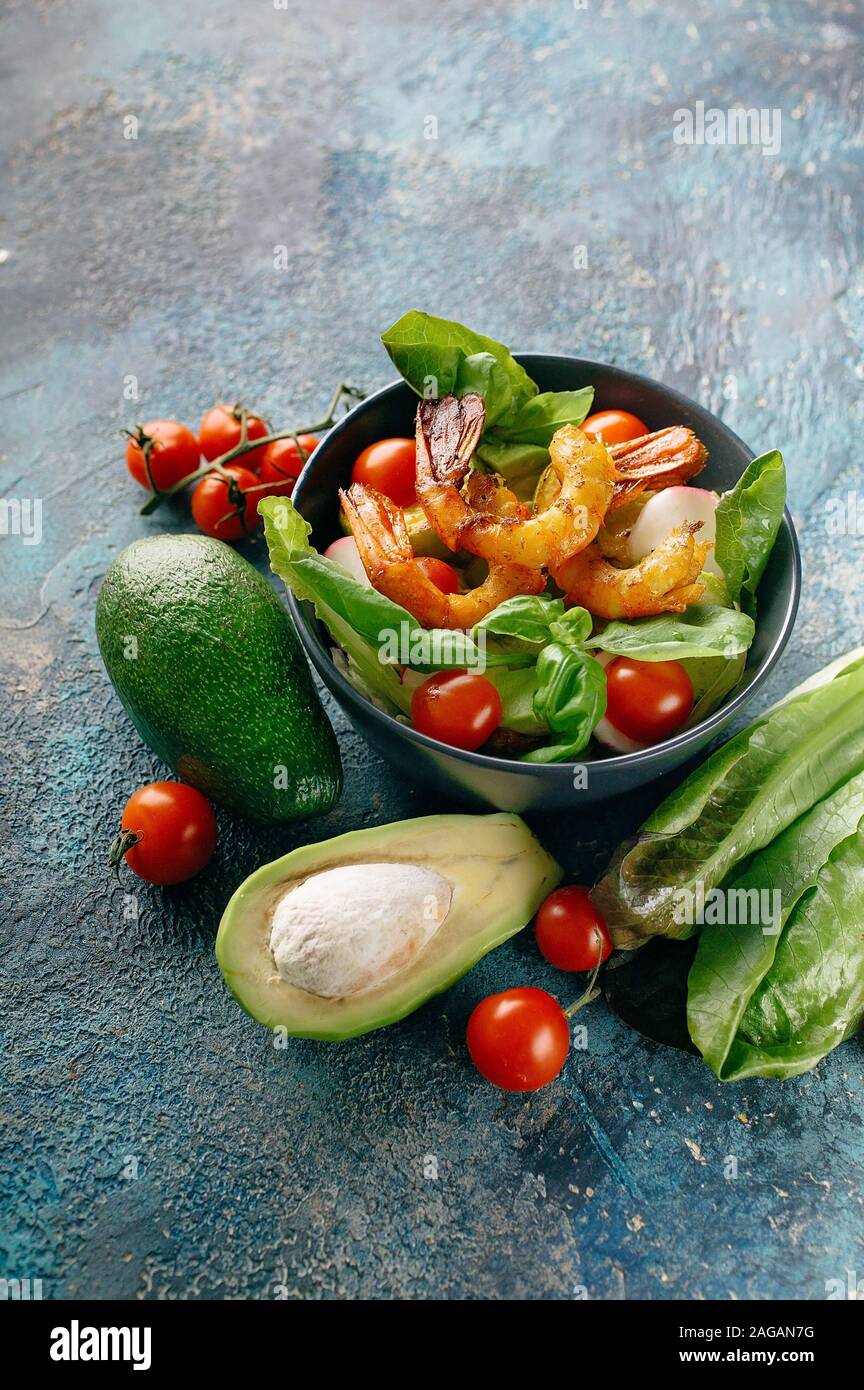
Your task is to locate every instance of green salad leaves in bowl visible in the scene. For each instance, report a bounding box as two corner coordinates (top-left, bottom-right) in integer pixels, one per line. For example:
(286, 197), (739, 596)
(262, 313), (800, 812)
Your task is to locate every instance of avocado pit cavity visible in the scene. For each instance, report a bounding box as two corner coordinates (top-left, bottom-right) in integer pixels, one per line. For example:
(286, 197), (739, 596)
(269, 862), (453, 998)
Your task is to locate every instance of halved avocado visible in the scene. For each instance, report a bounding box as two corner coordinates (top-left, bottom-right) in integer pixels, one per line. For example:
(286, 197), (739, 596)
(339, 500), (452, 558)
(216, 813), (561, 1040)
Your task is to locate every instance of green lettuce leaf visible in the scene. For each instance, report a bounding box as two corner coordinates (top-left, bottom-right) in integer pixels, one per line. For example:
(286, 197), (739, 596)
(593, 653), (864, 947)
(260, 496), (412, 714)
(585, 606), (755, 662)
(715, 450), (786, 607)
(682, 651), (747, 726)
(688, 773), (864, 1079)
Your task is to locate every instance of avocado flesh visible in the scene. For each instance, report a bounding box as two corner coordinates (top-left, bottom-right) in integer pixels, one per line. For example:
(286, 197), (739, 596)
(216, 813), (562, 1040)
(96, 534), (342, 822)
(339, 501), (453, 559)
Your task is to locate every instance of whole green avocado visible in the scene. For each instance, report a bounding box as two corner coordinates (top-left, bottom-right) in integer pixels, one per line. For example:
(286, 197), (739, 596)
(96, 533), (342, 821)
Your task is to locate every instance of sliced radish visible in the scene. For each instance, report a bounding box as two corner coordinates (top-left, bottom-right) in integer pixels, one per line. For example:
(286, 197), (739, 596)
(324, 536), (371, 587)
(590, 651), (646, 753)
(624, 487), (722, 577)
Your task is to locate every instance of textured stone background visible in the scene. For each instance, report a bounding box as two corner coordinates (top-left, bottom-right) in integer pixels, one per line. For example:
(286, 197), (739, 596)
(2, 0), (863, 1300)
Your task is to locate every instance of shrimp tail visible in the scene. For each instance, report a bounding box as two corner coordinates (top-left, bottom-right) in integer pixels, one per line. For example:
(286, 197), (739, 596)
(340, 483), (413, 574)
(341, 481), (544, 629)
(417, 393), (486, 486)
(609, 426), (707, 510)
(415, 394), (485, 551)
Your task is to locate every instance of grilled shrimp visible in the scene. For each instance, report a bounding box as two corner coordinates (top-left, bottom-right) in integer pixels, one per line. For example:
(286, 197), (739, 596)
(415, 396), (617, 571)
(555, 522), (712, 620)
(607, 426), (707, 510)
(340, 483), (545, 629)
(534, 426), (708, 514)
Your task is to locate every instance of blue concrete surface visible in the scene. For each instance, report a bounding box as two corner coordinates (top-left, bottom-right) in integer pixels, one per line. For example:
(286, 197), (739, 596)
(2, 0), (863, 1300)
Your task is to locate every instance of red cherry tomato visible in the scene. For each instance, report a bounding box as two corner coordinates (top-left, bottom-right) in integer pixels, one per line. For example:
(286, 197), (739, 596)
(414, 556), (461, 594)
(411, 670), (502, 751)
(125, 420), (200, 493)
(199, 404), (270, 469)
(112, 782), (217, 886)
(535, 885), (613, 972)
(258, 434), (320, 496)
(352, 438), (417, 507)
(467, 987), (570, 1092)
(191, 463), (261, 541)
(582, 409), (648, 445)
(605, 657), (694, 745)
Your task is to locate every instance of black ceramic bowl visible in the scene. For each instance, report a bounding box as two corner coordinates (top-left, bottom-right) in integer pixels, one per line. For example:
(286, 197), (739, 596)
(288, 356), (800, 812)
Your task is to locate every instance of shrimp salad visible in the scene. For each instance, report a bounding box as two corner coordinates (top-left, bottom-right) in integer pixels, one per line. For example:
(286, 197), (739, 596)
(262, 312), (786, 762)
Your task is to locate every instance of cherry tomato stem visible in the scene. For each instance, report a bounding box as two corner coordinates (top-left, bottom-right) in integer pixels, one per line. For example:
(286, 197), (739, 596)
(138, 383), (364, 516)
(191, 464), (261, 541)
(125, 421), (200, 494)
(110, 782), (217, 886)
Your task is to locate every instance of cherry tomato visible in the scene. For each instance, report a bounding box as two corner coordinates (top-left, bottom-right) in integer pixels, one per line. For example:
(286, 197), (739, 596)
(352, 438), (417, 507)
(535, 885), (613, 972)
(111, 782), (217, 886)
(125, 420), (200, 493)
(258, 434), (320, 496)
(414, 556), (461, 594)
(191, 463), (261, 541)
(411, 670), (502, 751)
(199, 404), (270, 470)
(605, 657), (693, 745)
(467, 987), (570, 1092)
(582, 409), (648, 446)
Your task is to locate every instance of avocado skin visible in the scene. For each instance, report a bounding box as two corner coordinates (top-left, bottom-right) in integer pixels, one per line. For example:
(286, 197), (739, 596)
(96, 533), (342, 822)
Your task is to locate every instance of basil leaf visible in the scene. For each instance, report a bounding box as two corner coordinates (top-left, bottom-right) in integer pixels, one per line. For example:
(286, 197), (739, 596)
(585, 606), (755, 662)
(715, 450), (786, 607)
(521, 643), (606, 763)
(473, 593), (566, 646)
(593, 653), (864, 947)
(381, 311), (537, 422)
(499, 388), (594, 445)
(453, 352), (515, 427)
(548, 606), (593, 646)
(688, 773), (864, 1079)
(382, 313), (595, 499)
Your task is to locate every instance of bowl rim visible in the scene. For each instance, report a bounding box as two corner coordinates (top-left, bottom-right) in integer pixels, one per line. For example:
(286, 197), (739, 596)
(288, 354), (802, 776)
